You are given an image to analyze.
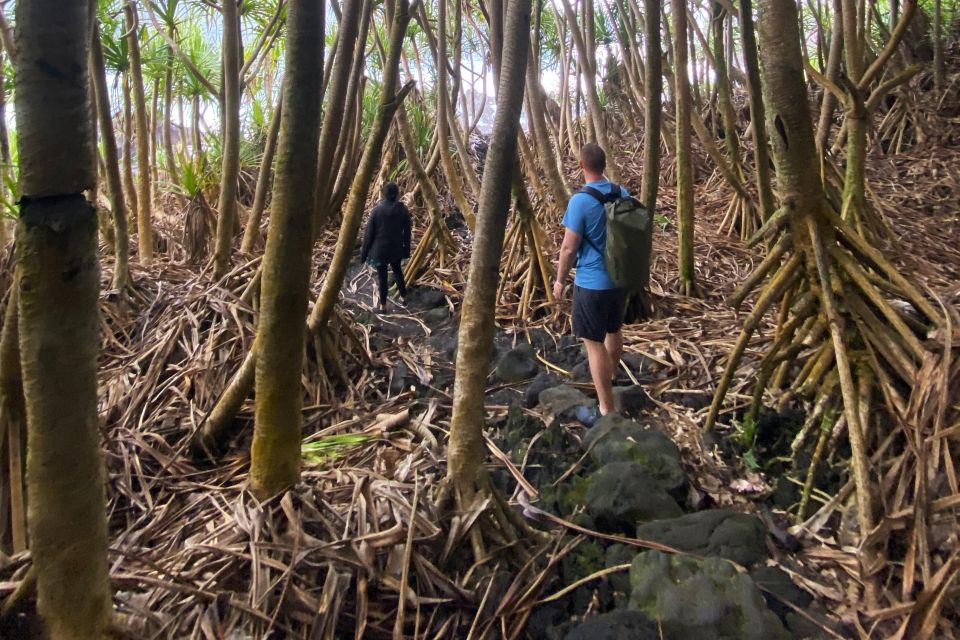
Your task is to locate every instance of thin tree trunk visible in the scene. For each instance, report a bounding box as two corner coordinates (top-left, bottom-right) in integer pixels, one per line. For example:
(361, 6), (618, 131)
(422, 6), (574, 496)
(525, 42), (570, 208)
(673, 0), (697, 296)
(437, 0), (476, 228)
(213, 0), (242, 278)
(740, 0), (775, 218)
(558, 0), (619, 181)
(314, 0), (364, 217)
(447, 0), (531, 491)
(241, 93), (283, 253)
(91, 26), (130, 289)
(816, 0), (844, 152)
(641, 0), (662, 214)
(249, 0), (325, 499)
(932, 0), (943, 90)
(12, 0), (111, 635)
(126, 2), (154, 264)
(163, 39), (178, 183)
(123, 74), (139, 224)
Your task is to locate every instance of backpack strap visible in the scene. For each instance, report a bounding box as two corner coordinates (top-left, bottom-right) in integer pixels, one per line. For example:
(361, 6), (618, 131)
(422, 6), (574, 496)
(578, 184), (620, 204)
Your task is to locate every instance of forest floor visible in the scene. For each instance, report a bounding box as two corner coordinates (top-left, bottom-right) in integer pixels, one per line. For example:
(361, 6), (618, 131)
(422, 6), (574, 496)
(3, 77), (960, 640)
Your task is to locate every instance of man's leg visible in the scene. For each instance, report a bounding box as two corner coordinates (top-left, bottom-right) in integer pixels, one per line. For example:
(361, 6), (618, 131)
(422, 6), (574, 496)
(605, 331), (623, 380)
(375, 263), (389, 308)
(583, 338), (616, 415)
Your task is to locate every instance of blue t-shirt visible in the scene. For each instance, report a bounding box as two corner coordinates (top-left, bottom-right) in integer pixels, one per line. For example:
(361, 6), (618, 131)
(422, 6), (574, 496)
(562, 179), (630, 290)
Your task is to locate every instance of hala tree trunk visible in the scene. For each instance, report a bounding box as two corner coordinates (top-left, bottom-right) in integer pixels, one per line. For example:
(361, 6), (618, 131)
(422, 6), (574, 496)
(933, 0), (943, 91)
(436, 0), (476, 229)
(163, 42), (179, 184)
(13, 0), (112, 635)
(815, 0), (843, 152)
(447, 0), (531, 494)
(213, 0), (242, 279)
(739, 0), (775, 219)
(558, 0), (619, 182)
(126, 1), (154, 265)
(310, 0), (414, 332)
(622, 0), (662, 322)
(673, 0), (698, 297)
(705, 0), (939, 606)
(314, 0), (364, 218)
(241, 93), (283, 253)
(249, 0), (325, 499)
(91, 26), (131, 289)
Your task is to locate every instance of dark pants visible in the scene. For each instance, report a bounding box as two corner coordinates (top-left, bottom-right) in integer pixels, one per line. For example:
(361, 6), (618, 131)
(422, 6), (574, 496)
(376, 261), (407, 306)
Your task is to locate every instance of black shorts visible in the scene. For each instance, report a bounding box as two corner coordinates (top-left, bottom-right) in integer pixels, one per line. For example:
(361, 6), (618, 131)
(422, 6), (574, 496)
(572, 285), (627, 342)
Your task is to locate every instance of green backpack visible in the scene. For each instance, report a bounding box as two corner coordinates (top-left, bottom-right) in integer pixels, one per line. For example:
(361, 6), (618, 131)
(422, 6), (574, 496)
(579, 183), (653, 290)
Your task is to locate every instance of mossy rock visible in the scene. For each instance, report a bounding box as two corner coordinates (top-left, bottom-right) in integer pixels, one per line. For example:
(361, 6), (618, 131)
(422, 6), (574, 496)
(629, 551), (790, 640)
(583, 416), (686, 498)
(634, 509), (769, 568)
(564, 610), (660, 640)
(539, 385), (593, 419)
(584, 462), (683, 534)
(494, 343), (539, 382)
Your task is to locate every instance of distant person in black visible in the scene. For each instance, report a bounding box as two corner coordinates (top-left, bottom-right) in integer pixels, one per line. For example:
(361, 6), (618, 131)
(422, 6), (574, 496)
(360, 182), (411, 311)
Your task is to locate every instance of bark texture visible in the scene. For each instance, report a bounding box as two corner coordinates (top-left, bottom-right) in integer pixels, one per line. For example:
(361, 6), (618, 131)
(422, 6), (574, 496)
(249, 0), (325, 499)
(13, 0), (111, 634)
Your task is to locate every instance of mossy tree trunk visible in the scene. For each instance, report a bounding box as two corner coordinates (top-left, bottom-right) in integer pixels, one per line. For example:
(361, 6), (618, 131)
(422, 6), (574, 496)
(249, 0), (325, 499)
(126, 1), (154, 265)
(447, 0), (531, 494)
(13, 0), (112, 635)
(91, 25), (130, 289)
(213, 0), (242, 278)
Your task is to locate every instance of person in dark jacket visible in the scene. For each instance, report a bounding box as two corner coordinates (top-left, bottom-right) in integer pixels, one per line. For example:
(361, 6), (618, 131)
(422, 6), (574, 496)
(360, 182), (412, 311)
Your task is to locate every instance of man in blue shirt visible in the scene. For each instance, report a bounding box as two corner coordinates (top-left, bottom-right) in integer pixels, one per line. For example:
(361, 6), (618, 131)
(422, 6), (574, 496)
(553, 143), (628, 417)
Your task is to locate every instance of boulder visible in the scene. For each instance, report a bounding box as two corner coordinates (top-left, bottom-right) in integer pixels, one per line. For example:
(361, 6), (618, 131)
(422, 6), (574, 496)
(583, 416), (686, 498)
(406, 286), (447, 309)
(613, 385), (654, 416)
(422, 306), (449, 326)
(524, 371), (563, 408)
(564, 610), (660, 640)
(494, 343), (539, 383)
(749, 566), (812, 621)
(635, 509), (768, 568)
(605, 543), (638, 596)
(585, 462), (683, 534)
(629, 551), (790, 640)
(539, 385), (594, 420)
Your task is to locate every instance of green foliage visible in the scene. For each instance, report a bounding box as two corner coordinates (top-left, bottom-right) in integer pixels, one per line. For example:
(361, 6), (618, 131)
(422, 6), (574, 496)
(0, 130), (19, 221)
(167, 149), (214, 199)
(301, 434), (375, 464)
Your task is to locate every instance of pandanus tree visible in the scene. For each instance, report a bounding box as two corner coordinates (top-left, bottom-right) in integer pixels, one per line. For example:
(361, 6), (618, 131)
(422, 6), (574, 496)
(212, 0), (242, 278)
(13, 0), (112, 635)
(446, 0), (531, 543)
(248, 0), (324, 498)
(671, 0), (697, 296)
(705, 0), (942, 605)
(126, 0), (156, 265)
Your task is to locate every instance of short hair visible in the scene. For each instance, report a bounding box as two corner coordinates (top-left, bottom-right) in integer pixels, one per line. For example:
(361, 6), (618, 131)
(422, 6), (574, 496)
(581, 143), (606, 174)
(383, 181), (400, 202)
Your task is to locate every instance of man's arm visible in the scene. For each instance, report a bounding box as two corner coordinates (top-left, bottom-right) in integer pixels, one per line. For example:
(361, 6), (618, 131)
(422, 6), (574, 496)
(553, 228), (581, 299)
(360, 211), (377, 263)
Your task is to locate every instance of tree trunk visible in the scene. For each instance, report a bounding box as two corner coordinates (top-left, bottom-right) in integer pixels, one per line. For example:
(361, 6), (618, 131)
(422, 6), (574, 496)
(815, 0), (843, 151)
(163, 38), (179, 184)
(122, 74), (139, 225)
(525, 42), (570, 209)
(437, 0), (476, 228)
(213, 0), (242, 278)
(91, 26), (131, 289)
(641, 0), (662, 214)
(673, 0), (697, 296)
(241, 93), (283, 253)
(12, 0), (111, 635)
(314, 0), (364, 218)
(126, 2), (153, 264)
(249, 0), (325, 499)
(740, 0), (776, 218)
(558, 0), (619, 181)
(932, 0), (943, 90)
(447, 0), (531, 492)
